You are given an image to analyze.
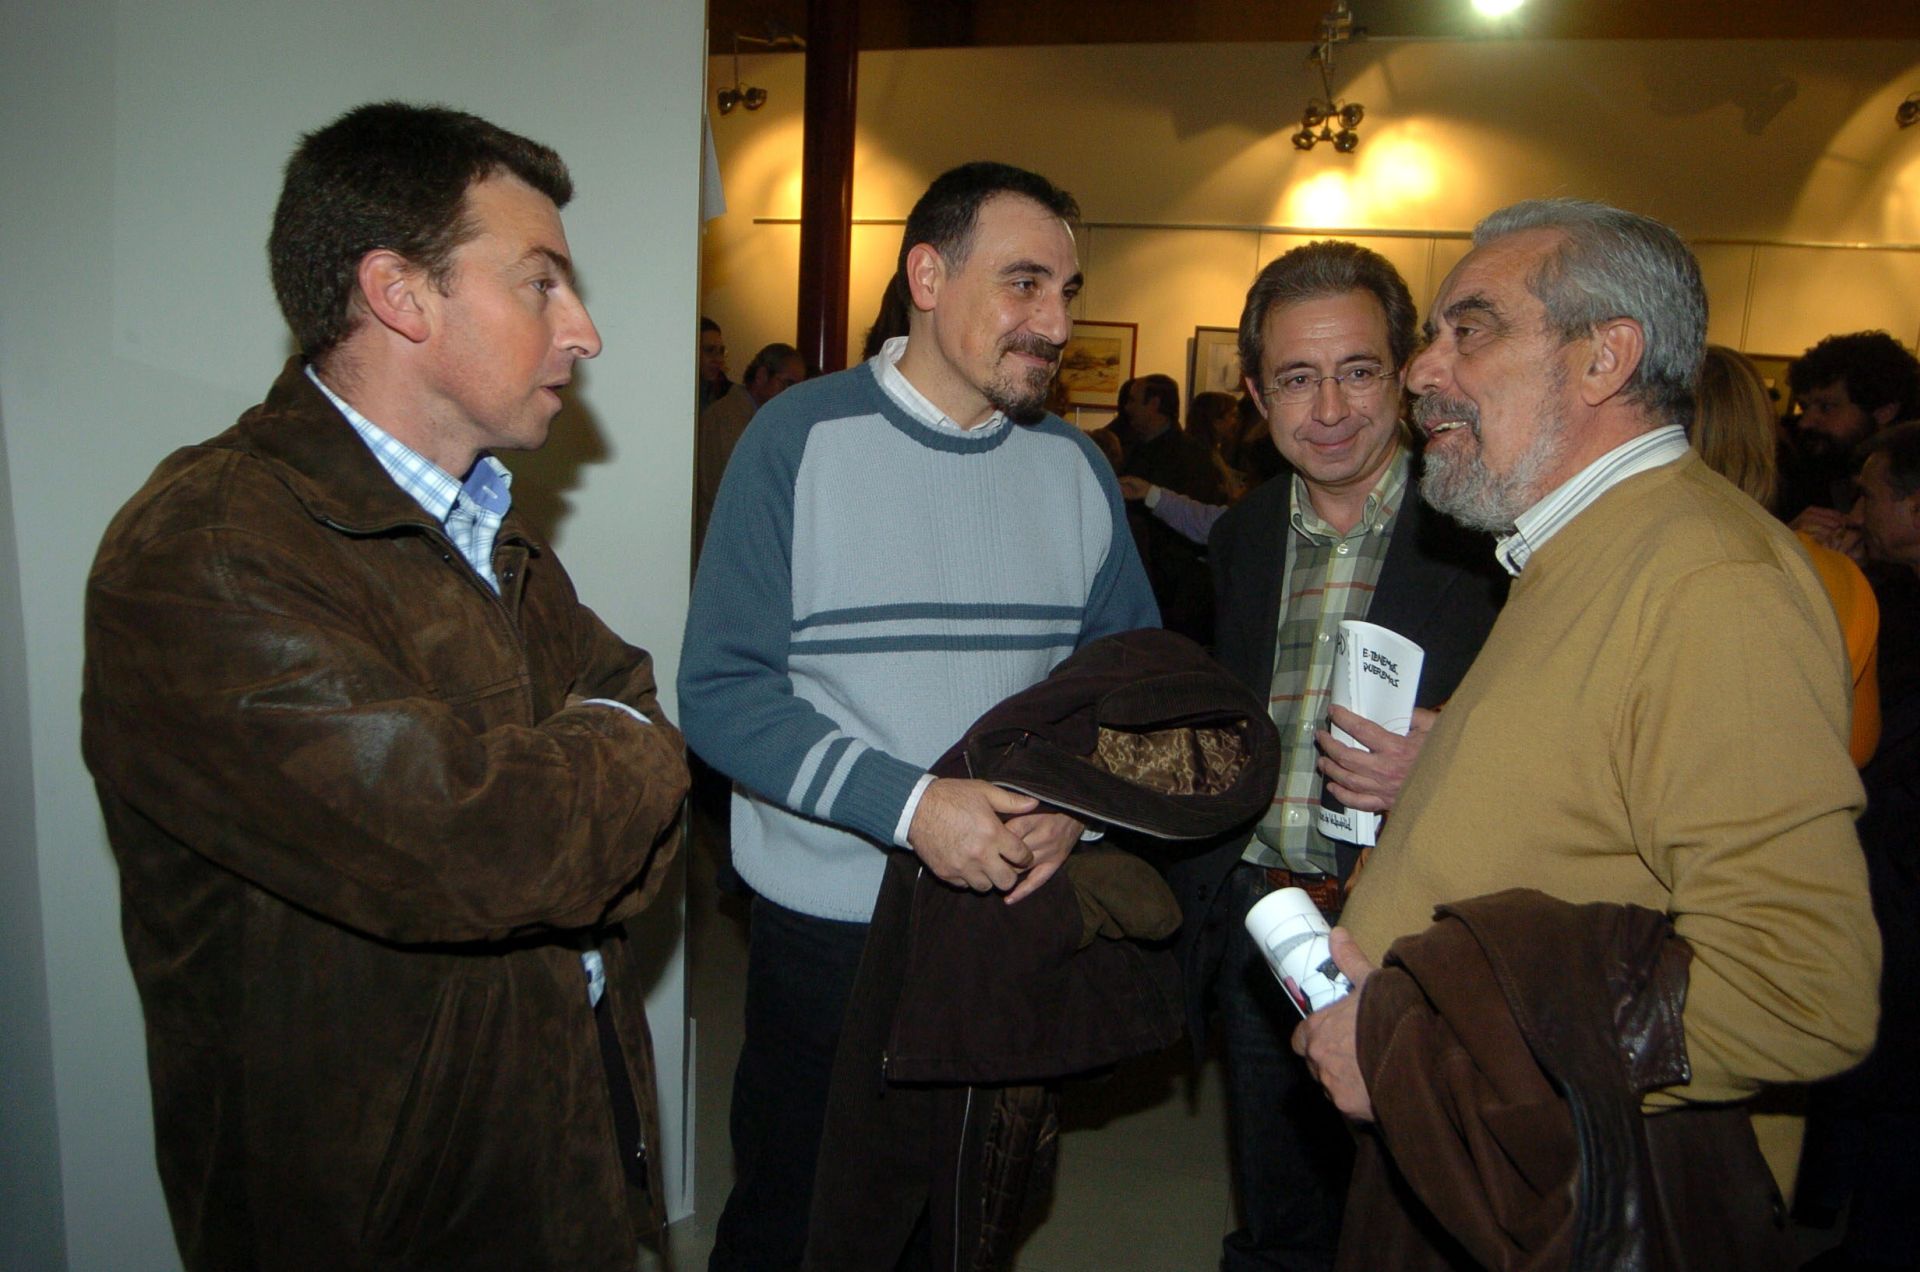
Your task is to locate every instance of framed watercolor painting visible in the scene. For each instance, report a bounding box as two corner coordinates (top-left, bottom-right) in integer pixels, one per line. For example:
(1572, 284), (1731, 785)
(1059, 320), (1137, 408)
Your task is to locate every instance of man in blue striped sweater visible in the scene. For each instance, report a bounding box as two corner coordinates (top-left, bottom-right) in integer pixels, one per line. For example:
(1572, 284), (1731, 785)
(680, 162), (1157, 1271)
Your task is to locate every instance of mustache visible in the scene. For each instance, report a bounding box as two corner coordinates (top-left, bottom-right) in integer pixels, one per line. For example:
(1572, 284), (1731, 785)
(1412, 394), (1479, 433)
(1001, 334), (1065, 361)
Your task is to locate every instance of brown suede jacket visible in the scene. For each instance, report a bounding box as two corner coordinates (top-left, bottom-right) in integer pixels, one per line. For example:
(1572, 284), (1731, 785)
(81, 360), (688, 1272)
(1346, 890), (1794, 1272)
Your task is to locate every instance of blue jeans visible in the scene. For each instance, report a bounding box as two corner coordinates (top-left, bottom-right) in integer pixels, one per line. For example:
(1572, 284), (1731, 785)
(709, 896), (870, 1272)
(1215, 863), (1353, 1272)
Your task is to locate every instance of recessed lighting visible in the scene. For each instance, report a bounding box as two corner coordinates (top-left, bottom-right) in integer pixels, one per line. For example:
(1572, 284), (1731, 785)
(1472, 0), (1525, 16)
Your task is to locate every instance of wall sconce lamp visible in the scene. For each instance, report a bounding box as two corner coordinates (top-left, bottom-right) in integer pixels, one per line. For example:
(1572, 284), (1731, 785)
(1898, 92), (1919, 129)
(716, 26), (805, 115)
(1291, 2), (1365, 153)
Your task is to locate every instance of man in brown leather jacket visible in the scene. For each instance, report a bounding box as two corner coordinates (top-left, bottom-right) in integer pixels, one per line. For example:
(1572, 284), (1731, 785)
(80, 103), (688, 1272)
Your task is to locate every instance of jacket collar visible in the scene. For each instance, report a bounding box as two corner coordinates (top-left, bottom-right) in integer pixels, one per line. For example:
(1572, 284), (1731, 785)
(240, 357), (535, 551)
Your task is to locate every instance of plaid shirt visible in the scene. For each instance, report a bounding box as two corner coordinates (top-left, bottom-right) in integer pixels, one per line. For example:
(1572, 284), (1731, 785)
(1246, 450), (1408, 876)
(304, 366), (513, 592)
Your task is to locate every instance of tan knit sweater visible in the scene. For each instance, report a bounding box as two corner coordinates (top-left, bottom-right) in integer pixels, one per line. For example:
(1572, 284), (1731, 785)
(1345, 454), (1879, 1169)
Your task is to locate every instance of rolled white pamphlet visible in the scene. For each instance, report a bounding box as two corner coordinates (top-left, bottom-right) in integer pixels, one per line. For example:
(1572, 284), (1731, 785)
(1245, 886), (1353, 1017)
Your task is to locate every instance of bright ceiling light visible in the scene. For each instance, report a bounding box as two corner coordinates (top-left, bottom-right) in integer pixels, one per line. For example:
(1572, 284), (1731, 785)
(1472, 0), (1525, 15)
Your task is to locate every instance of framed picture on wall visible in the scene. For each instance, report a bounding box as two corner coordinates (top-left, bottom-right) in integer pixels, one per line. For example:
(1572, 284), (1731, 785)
(1191, 326), (1244, 401)
(1060, 320), (1137, 408)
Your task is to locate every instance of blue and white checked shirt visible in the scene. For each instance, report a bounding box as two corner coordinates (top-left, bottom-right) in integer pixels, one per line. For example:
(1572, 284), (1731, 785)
(305, 366), (513, 590)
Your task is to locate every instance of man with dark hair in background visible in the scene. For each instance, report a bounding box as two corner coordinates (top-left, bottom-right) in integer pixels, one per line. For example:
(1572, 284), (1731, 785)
(700, 315), (732, 412)
(695, 340), (806, 557)
(1167, 239), (1506, 1272)
(1797, 419), (1920, 1272)
(82, 102), (688, 1271)
(1782, 330), (1920, 523)
(681, 160), (1155, 1271)
(1117, 370), (1225, 642)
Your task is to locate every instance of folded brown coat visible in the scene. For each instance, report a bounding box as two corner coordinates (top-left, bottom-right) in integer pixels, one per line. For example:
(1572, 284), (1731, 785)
(1345, 889), (1794, 1272)
(806, 627), (1281, 1272)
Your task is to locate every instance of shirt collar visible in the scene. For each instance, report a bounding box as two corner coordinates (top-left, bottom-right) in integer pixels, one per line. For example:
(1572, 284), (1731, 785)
(871, 335), (1010, 440)
(305, 364), (512, 524)
(1495, 424), (1690, 575)
(1290, 446), (1409, 542)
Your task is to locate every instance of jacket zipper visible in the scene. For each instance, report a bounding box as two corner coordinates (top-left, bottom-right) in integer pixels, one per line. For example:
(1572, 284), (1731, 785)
(319, 518), (530, 674)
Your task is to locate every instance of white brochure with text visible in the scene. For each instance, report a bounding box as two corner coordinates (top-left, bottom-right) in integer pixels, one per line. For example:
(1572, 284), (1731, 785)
(1316, 620), (1425, 847)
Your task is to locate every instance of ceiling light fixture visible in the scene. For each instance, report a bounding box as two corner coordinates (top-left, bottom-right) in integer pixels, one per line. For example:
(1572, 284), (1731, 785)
(715, 26), (805, 116)
(1471, 0), (1526, 17)
(1293, 2), (1366, 154)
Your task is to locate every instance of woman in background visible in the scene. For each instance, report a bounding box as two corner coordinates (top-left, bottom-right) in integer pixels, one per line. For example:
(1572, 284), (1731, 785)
(1692, 344), (1880, 766)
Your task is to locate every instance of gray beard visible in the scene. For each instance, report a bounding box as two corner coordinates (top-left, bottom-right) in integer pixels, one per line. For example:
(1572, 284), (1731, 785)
(1420, 406), (1573, 533)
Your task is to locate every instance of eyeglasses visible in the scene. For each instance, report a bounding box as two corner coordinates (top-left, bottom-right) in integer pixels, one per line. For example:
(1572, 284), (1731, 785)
(1262, 365), (1399, 405)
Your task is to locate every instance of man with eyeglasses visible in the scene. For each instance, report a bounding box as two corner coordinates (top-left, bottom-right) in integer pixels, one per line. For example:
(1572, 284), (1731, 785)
(1168, 240), (1507, 1272)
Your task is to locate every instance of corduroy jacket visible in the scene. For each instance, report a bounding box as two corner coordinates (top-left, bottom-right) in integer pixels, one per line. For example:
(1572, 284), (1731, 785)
(81, 360), (689, 1271)
(806, 628), (1281, 1271)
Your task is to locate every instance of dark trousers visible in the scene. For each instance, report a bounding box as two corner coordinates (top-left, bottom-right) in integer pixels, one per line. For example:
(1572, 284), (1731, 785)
(709, 896), (869, 1272)
(1215, 863), (1353, 1272)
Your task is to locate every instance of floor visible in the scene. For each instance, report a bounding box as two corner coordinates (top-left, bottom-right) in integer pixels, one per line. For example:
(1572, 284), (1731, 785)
(649, 807), (1848, 1272)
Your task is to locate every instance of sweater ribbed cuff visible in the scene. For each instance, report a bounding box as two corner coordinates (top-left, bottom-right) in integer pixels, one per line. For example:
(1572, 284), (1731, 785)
(832, 748), (930, 847)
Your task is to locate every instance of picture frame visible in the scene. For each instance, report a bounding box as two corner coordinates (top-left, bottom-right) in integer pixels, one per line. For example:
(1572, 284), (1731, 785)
(1059, 320), (1137, 408)
(1190, 325), (1244, 402)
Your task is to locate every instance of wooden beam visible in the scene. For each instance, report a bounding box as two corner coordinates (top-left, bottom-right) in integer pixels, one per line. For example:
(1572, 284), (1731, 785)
(797, 0), (859, 374)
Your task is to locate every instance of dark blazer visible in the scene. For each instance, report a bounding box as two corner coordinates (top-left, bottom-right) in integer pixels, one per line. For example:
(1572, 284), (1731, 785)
(1166, 462), (1508, 1039)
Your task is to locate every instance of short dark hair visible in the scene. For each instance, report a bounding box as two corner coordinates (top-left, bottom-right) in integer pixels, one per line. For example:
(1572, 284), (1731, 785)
(1862, 420), (1920, 499)
(745, 342), (802, 382)
(1188, 390), (1238, 439)
(701, 316), (721, 336)
(1789, 332), (1920, 422)
(269, 102), (573, 362)
(1135, 374), (1179, 425)
(860, 276), (912, 359)
(895, 162), (1080, 300)
(1237, 241), (1417, 390)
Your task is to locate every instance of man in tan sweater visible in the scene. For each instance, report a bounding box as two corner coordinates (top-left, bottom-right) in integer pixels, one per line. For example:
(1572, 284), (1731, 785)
(1293, 200), (1880, 1204)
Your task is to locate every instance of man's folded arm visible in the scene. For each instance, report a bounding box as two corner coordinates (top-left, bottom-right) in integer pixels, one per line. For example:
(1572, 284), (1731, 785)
(84, 525), (689, 945)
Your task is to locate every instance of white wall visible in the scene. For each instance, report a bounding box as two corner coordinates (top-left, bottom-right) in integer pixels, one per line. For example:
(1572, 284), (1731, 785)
(704, 39), (1920, 417)
(0, 400), (64, 1268)
(0, 2), (706, 1267)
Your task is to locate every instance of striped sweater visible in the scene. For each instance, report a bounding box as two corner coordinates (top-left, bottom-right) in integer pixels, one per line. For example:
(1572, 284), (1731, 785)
(678, 349), (1158, 921)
